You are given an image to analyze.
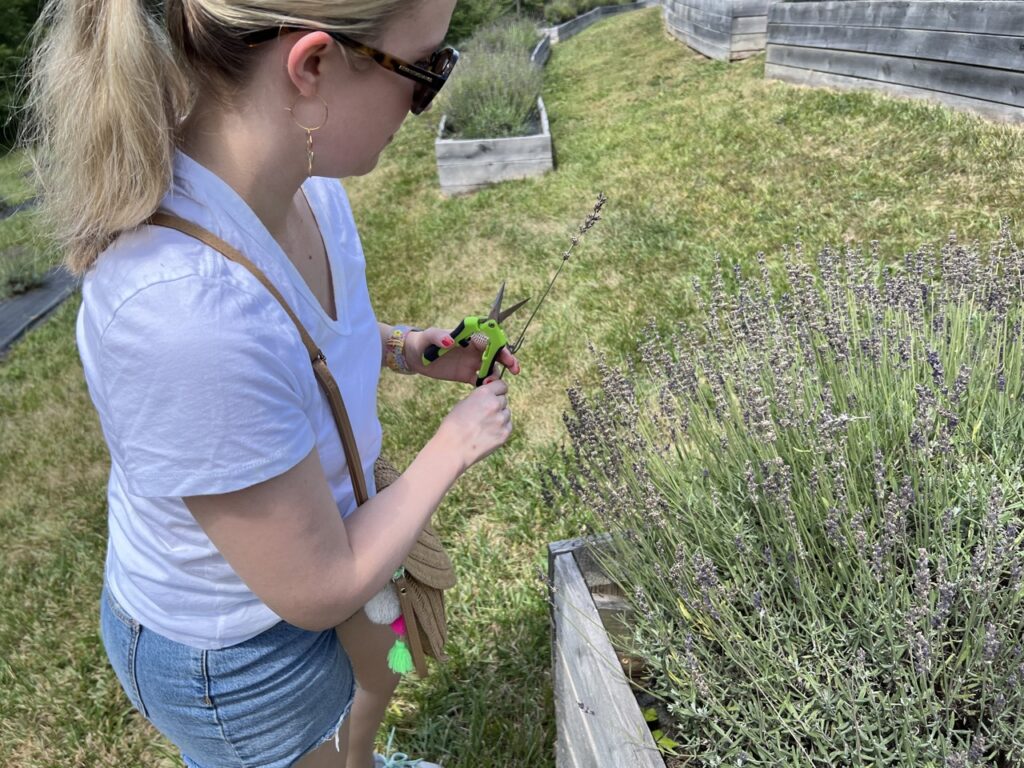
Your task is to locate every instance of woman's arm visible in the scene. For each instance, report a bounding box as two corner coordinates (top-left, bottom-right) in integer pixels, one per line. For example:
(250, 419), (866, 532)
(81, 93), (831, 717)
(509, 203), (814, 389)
(182, 377), (512, 631)
(377, 321), (394, 369)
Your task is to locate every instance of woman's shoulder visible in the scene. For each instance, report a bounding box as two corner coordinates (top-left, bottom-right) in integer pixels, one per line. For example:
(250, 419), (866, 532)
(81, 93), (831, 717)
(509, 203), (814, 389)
(79, 222), (290, 346)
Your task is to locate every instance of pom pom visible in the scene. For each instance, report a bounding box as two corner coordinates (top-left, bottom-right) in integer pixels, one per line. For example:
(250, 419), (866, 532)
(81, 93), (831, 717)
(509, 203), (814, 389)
(387, 638), (414, 675)
(390, 615), (406, 636)
(364, 582), (402, 625)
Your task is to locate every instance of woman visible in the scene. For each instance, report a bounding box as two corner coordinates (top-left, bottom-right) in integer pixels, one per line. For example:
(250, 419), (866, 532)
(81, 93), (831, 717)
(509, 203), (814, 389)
(25, 0), (520, 765)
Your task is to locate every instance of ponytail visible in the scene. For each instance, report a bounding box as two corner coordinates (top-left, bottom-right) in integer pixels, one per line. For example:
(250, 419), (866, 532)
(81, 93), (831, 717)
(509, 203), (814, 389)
(23, 0), (190, 276)
(24, 0), (414, 276)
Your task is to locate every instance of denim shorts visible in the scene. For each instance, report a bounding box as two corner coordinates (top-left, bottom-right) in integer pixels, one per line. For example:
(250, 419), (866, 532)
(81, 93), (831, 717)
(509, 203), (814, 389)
(100, 583), (355, 768)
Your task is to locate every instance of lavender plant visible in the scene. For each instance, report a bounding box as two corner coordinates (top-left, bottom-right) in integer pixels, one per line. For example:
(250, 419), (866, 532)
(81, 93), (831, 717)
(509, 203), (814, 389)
(555, 224), (1024, 766)
(438, 17), (543, 140)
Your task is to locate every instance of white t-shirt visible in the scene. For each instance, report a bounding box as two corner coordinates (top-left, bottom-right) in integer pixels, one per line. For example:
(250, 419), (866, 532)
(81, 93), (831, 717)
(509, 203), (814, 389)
(76, 151), (383, 649)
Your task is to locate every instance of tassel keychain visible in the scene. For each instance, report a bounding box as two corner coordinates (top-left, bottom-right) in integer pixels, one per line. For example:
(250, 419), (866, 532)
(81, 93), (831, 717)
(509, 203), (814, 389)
(364, 566), (413, 676)
(386, 615), (414, 675)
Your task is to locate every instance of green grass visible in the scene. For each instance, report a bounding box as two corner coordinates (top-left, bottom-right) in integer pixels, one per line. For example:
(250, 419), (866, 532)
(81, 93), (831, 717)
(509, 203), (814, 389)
(0, 150), (34, 207)
(0, 149), (55, 300)
(0, 212), (60, 300)
(1, 8), (1023, 766)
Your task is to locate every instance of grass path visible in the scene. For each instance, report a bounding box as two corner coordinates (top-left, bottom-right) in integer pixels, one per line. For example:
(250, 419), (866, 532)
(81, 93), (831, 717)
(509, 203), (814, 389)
(1, 8), (1022, 766)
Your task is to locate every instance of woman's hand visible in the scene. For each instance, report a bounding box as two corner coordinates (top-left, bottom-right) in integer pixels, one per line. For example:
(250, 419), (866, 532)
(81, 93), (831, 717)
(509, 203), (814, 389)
(405, 327), (521, 385)
(436, 378), (513, 469)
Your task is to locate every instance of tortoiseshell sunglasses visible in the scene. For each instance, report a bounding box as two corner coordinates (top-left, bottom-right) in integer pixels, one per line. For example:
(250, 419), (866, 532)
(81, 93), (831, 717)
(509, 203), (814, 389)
(245, 27), (459, 115)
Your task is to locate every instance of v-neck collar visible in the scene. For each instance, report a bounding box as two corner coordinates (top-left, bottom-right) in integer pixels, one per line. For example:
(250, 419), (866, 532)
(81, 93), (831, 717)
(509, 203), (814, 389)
(169, 150), (350, 334)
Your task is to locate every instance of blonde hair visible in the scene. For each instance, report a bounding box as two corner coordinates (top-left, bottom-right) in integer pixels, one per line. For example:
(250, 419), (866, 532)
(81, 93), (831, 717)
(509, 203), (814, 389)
(23, 0), (410, 276)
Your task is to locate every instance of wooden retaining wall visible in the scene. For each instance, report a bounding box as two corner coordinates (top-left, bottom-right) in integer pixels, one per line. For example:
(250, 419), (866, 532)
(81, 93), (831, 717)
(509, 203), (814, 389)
(546, 0), (661, 44)
(765, 1), (1024, 124)
(663, 0), (770, 61)
(531, 33), (552, 66)
(436, 98), (553, 195)
(549, 536), (664, 768)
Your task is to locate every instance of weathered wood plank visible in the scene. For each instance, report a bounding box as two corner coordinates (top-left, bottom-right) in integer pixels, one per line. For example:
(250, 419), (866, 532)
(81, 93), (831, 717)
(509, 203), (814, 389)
(769, 1), (1024, 36)
(435, 134), (552, 162)
(682, 0), (767, 18)
(571, 536), (616, 590)
(665, 20), (734, 61)
(551, 551), (663, 768)
(665, 0), (767, 60)
(766, 44), (1024, 107)
(664, 8), (733, 59)
(664, 0), (733, 35)
(767, 22), (1024, 72)
(765, 61), (1024, 124)
(731, 31), (767, 53)
(435, 98), (553, 195)
(591, 591), (634, 647)
(530, 34), (551, 66)
(668, 7), (734, 46)
(733, 14), (767, 35)
(547, 0), (657, 43)
(730, 0), (768, 18)
(729, 48), (761, 61)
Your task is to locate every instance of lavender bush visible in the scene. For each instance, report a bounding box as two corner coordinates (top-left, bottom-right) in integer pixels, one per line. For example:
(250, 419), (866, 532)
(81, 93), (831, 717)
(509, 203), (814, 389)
(553, 224), (1024, 766)
(438, 18), (543, 140)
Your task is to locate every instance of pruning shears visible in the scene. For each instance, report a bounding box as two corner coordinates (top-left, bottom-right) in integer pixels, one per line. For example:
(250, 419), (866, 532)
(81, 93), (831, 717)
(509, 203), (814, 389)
(421, 281), (529, 387)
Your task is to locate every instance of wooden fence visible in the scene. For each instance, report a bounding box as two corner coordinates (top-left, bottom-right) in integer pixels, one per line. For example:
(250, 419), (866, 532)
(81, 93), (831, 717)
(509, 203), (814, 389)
(765, 1), (1024, 123)
(663, 0), (770, 61)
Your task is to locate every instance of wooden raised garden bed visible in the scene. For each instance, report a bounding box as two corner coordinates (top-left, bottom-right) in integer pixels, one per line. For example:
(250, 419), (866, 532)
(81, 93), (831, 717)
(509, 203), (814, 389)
(765, 0), (1024, 124)
(435, 97), (554, 197)
(663, 0), (769, 61)
(548, 535), (664, 768)
(547, 0), (660, 44)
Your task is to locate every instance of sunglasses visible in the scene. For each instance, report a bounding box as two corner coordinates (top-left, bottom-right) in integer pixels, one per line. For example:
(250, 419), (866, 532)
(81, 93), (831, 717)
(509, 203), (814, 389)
(245, 28), (459, 115)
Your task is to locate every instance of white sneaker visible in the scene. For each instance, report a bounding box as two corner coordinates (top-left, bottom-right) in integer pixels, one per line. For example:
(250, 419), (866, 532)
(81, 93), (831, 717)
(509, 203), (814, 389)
(373, 754), (442, 768)
(373, 728), (443, 768)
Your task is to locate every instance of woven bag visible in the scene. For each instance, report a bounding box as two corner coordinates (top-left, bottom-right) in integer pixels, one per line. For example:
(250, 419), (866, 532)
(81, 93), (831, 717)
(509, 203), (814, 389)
(372, 458), (455, 674)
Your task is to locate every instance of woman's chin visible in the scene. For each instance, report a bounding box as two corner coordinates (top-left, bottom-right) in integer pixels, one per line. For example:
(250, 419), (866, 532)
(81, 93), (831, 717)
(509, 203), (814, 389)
(351, 151), (383, 177)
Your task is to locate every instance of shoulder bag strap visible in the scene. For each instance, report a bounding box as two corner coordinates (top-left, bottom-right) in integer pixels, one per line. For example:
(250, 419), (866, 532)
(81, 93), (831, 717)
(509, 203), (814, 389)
(145, 212), (370, 505)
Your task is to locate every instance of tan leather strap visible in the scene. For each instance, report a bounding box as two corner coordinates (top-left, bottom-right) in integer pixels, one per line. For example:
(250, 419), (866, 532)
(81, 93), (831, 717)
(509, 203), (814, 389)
(146, 212), (370, 505)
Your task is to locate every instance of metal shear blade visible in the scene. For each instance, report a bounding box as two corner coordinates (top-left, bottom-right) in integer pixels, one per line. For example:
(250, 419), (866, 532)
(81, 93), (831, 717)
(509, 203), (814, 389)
(488, 280), (529, 325)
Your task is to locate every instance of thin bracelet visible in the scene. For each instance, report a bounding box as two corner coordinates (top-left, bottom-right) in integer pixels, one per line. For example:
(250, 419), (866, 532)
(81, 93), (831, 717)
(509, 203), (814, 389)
(385, 325), (421, 374)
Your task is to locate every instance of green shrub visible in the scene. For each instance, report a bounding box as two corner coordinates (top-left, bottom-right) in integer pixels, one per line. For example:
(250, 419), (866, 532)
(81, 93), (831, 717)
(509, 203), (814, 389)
(556, 225), (1024, 765)
(440, 19), (543, 139)
(0, 0), (43, 151)
(543, 0), (616, 25)
(468, 17), (542, 55)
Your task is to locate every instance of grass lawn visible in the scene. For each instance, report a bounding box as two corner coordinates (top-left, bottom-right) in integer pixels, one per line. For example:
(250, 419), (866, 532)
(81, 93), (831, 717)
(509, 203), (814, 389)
(0, 150), (33, 207)
(2, 8), (1023, 766)
(0, 150), (58, 301)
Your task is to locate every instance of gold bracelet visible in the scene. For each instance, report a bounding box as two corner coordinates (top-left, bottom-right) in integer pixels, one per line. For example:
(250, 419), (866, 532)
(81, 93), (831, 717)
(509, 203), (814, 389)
(385, 325), (420, 374)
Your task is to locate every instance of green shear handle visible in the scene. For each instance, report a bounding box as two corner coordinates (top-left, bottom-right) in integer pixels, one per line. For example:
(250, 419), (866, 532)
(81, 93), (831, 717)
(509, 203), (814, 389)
(421, 281), (528, 387)
(422, 316), (510, 387)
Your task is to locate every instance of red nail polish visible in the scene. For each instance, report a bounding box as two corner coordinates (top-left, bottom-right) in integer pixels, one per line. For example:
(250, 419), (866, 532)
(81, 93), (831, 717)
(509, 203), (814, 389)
(442, 338), (453, 348)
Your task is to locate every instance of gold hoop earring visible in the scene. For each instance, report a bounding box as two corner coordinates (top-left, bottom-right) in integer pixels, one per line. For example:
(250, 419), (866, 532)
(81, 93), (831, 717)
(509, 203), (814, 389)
(286, 94), (329, 177)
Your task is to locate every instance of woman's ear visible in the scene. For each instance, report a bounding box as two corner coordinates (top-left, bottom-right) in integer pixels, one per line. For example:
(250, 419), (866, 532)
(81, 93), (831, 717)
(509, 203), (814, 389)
(285, 31), (335, 97)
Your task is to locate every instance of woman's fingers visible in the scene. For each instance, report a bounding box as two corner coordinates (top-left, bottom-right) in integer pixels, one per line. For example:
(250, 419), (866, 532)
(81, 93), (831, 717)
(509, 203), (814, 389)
(426, 327), (455, 349)
(498, 347), (521, 374)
